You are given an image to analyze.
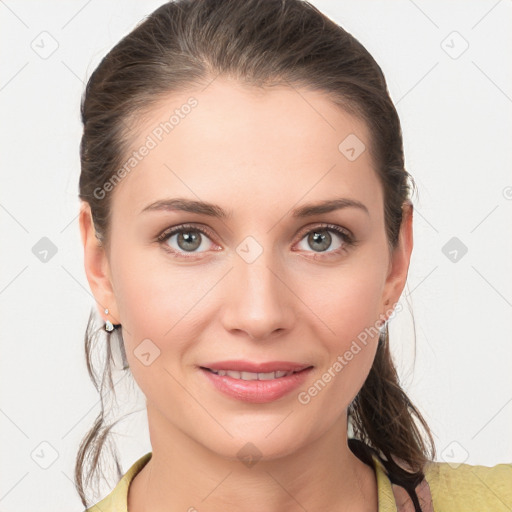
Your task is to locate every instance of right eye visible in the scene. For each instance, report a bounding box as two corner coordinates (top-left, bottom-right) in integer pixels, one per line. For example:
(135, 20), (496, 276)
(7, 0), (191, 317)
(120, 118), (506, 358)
(156, 223), (220, 258)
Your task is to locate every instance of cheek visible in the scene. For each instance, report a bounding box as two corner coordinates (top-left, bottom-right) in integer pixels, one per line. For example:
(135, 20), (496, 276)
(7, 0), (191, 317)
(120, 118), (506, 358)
(111, 241), (205, 331)
(109, 246), (220, 368)
(295, 269), (381, 422)
(292, 259), (384, 404)
(296, 260), (386, 342)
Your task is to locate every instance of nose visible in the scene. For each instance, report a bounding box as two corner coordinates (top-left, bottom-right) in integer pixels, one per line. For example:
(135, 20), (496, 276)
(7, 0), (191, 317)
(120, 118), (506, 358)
(220, 247), (296, 341)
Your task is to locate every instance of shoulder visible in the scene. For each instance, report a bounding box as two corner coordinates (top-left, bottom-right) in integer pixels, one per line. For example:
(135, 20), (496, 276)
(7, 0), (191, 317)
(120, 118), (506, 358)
(84, 452), (152, 512)
(424, 459), (512, 511)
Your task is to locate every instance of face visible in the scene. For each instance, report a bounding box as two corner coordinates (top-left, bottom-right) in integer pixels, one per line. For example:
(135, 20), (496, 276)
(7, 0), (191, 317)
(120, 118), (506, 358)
(80, 76), (412, 461)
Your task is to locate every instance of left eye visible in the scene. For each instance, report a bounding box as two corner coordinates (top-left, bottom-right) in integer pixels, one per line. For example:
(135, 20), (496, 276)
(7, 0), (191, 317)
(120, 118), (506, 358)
(295, 225), (353, 255)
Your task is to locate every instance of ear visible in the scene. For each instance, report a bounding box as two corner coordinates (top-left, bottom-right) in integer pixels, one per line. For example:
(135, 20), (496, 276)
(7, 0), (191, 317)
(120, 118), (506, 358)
(380, 201), (414, 321)
(79, 201), (120, 325)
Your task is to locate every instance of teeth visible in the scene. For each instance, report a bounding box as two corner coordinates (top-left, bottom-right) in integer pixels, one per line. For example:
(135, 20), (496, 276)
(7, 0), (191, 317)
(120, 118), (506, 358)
(209, 369), (295, 380)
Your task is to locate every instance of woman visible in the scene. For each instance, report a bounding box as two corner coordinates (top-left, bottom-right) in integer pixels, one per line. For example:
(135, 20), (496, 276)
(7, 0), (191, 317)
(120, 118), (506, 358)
(75, 0), (512, 510)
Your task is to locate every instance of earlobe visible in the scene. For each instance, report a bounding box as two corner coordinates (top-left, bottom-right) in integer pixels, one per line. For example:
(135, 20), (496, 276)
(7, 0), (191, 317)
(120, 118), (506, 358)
(79, 202), (120, 325)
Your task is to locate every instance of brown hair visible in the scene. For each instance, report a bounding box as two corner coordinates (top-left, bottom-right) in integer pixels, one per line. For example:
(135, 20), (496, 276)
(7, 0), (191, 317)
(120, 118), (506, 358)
(76, 0), (436, 508)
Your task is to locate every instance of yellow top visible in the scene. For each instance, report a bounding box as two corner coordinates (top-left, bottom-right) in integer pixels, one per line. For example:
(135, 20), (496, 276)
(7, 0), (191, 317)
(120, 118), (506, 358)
(85, 451), (512, 512)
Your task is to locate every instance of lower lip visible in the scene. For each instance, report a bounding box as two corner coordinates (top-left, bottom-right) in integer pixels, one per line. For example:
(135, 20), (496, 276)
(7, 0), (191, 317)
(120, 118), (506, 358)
(200, 367), (313, 403)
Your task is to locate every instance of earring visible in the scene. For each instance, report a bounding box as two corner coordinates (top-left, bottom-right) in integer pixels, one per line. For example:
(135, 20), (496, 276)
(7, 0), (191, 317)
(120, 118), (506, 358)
(104, 308), (121, 332)
(104, 308), (114, 332)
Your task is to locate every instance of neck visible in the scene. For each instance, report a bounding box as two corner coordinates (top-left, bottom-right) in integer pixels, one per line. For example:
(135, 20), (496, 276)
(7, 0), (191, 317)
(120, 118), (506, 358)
(128, 404), (378, 512)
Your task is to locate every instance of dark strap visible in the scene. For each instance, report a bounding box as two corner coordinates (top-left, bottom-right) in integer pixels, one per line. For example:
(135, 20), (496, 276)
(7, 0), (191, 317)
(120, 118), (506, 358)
(347, 439), (433, 512)
(391, 478), (433, 512)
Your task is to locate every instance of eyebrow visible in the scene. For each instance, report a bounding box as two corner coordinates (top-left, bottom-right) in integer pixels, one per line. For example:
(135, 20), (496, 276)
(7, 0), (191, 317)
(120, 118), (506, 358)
(140, 197), (369, 218)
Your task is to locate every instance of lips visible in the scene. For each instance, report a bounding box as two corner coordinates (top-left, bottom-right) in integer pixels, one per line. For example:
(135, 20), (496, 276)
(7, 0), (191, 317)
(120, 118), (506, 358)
(199, 360), (314, 403)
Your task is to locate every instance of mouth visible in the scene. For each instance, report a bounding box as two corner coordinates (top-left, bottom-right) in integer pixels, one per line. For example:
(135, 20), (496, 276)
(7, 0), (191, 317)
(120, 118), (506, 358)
(200, 367), (309, 380)
(198, 361), (314, 403)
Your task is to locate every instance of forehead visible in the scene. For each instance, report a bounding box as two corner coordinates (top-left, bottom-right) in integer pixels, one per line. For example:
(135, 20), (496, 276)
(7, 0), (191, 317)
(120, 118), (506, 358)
(111, 77), (382, 224)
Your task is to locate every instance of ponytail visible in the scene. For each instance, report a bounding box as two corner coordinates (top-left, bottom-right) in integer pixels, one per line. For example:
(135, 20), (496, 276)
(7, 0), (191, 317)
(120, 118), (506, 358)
(348, 325), (436, 507)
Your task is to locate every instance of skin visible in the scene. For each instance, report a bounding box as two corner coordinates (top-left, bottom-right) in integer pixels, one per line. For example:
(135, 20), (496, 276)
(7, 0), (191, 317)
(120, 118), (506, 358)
(80, 76), (413, 512)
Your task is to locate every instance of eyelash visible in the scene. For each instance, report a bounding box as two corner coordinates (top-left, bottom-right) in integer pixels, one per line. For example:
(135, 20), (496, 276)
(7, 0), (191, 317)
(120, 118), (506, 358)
(156, 222), (356, 260)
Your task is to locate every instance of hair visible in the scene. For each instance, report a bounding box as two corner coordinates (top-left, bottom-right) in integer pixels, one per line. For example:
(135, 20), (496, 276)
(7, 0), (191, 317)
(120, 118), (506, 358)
(75, 0), (436, 509)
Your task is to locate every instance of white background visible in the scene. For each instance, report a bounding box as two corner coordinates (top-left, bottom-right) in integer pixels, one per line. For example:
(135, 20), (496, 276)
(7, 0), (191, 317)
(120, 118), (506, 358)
(0, 1), (511, 510)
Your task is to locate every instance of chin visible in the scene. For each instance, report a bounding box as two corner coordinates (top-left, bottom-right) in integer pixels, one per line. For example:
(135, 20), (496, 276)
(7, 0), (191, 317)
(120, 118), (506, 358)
(198, 420), (314, 464)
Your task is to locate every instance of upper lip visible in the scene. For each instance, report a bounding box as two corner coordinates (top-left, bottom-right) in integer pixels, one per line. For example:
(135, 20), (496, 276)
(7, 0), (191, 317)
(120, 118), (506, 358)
(200, 360), (312, 373)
